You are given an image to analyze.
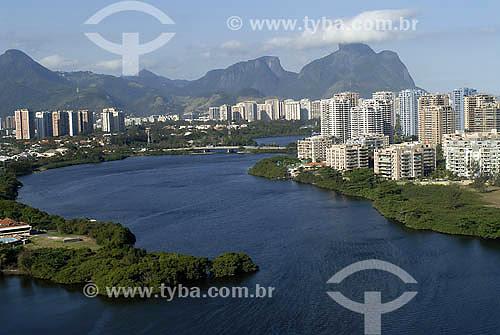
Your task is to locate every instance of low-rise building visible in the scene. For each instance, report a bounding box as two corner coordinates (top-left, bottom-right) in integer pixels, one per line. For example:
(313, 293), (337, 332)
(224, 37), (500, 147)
(443, 130), (500, 178)
(374, 142), (436, 180)
(326, 144), (369, 171)
(0, 218), (31, 237)
(297, 136), (334, 163)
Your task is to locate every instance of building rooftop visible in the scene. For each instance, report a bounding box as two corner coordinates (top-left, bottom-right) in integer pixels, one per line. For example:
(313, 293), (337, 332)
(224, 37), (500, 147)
(0, 218), (30, 229)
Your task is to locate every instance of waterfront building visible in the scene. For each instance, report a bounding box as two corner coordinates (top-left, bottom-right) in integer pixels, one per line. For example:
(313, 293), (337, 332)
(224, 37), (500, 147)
(15, 109), (36, 140)
(231, 105), (243, 121)
(326, 144), (369, 171)
(399, 89), (425, 137)
(297, 136), (334, 163)
(418, 94), (455, 145)
(374, 142), (436, 180)
(443, 130), (500, 178)
(452, 88), (477, 131)
(0, 218), (31, 237)
(320, 97), (350, 142)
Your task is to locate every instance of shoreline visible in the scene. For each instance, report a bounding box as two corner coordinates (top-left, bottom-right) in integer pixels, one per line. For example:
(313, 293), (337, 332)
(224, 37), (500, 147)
(248, 156), (500, 242)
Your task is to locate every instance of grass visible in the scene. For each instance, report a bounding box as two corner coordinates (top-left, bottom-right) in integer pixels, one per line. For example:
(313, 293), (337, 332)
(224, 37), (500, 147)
(27, 232), (100, 250)
(477, 186), (500, 208)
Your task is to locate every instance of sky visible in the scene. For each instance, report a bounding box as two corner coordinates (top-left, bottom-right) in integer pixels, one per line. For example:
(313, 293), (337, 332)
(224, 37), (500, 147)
(0, 0), (499, 94)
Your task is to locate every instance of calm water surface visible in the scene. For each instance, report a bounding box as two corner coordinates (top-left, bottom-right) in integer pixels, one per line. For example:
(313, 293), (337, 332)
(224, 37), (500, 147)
(3, 152), (500, 334)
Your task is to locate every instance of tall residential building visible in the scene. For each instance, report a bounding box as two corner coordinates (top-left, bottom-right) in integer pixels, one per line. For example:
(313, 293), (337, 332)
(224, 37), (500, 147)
(320, 97), (350, 142)
(77, 110), (94, 134)
(469, 102), (500, 133)
(464, 94), (498, 131)
(52, 111), (70, 137)
(284, 100), (303, 120)
(300, 99), (312, 120)
(67, 111), (79, 137)
(208, 107), (220, 120)
(399, 89), (425, 137)
(443, 130), (500, 178)
(257, 104), (269, 120)
(371, 92), (395, 143)
(452, 88), (477, 131)
(102, 108), (125, 133)
(326, 144), (369, 171)
(418, 94), (455, 145)
(5, 116), (15, 130)
(264, 99), (280, 120)
(297, 136), (334, 163)
(15, 109), (36, 140)
(35, 112), (53, 138)
(311, 100), (321, 119)
(349, 103), (383, 139)
(374, 142), (436, 180)
(231, 105), (243, 121)
(242, 101), (257, 122)
(219, 104), (231, 121)
(334, 92), (359, 108)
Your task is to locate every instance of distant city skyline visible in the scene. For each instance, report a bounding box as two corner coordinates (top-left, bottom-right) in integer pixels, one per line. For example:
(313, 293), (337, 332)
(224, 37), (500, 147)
(0, 0), (499, 94)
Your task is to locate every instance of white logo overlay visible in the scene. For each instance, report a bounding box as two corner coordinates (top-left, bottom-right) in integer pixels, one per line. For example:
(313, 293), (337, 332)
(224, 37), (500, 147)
(326, 260), (418, 335)
(84, 1), (175, 76)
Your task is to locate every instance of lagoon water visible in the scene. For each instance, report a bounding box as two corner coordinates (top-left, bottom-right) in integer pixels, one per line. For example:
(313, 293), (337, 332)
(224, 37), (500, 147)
(3, 151), (500, 334)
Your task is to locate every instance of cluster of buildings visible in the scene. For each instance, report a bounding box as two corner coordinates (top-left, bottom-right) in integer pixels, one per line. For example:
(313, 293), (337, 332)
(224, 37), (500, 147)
(208, 98), (321, 122)
(12, 108), (127, 140)
(125, 114), (180, 126)
(297, 88), (500, 180)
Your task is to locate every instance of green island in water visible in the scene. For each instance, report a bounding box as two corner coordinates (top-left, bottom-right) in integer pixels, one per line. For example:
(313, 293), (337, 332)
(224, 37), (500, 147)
(249, 156), (500, 239)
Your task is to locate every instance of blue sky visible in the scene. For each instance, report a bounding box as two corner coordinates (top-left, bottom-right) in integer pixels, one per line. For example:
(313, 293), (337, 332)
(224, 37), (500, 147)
(0, 0), (499, 94)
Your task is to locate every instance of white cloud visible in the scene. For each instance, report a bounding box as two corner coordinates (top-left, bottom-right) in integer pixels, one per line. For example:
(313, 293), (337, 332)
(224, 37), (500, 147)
(39, 54), (78, 69)
(94, 59), (122, 71)
(219, 40), (250, 56)
(265, 9), (420, 51)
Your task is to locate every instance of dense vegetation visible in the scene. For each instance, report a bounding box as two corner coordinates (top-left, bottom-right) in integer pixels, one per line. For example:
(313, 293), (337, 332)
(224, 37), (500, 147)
(250, 157), (500, 240)
(248, 156), (301, 179)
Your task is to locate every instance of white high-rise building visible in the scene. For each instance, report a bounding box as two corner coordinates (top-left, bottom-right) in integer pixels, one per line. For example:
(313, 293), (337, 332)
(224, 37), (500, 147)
(102, 108), (125, 133)
(399, 89), (425, 137)
(452, 88), (477, 131)
(264, 99), (280, 120)
(284, 100), (303, 120)
(300, 99), (312, 120)
(349, 103), (383, 139)
(320, 97), (351, 142)
(67, 111), (79, 137)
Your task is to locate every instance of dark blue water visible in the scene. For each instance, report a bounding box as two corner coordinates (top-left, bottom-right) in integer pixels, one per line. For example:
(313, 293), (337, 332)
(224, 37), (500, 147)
(254, 135), (305, 146)
(3, 153), (500, 334)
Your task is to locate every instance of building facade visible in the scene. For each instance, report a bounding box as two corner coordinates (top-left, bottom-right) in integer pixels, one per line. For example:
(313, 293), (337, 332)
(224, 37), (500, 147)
(297, 136), (334, 163)
(374, 142), (436, 180)
(443, 130), (500, 178)
(452, 88), (477, 131)
(326, 144), (369, 171)
(15, 109), (36, 140)
(399, 89), (425, 137)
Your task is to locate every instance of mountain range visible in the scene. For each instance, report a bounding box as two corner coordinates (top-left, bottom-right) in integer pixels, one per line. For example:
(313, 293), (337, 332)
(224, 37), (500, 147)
(0, 43), (417, 118)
